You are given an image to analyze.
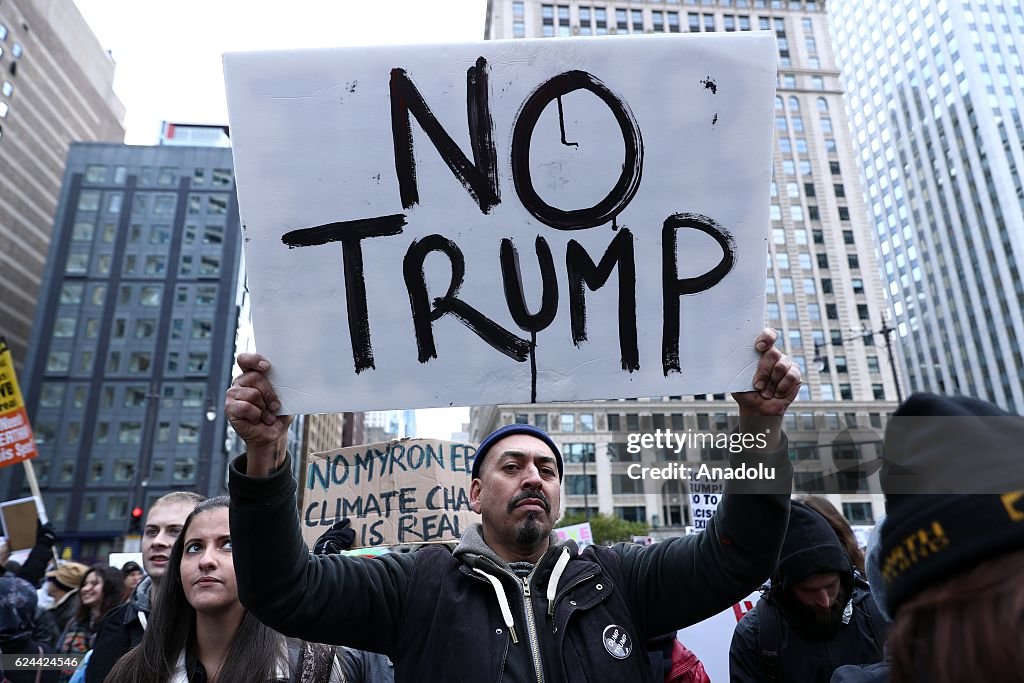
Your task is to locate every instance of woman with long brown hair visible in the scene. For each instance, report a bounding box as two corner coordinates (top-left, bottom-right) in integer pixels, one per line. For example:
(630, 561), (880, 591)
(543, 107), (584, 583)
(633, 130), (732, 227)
(106, 496), (344, 683)
(57, 564), (124, 681)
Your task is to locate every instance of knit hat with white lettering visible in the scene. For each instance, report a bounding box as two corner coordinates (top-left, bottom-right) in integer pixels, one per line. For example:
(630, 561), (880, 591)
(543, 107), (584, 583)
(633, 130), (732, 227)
(472, 423), (563, 481)
(880, 392), (1024, 616)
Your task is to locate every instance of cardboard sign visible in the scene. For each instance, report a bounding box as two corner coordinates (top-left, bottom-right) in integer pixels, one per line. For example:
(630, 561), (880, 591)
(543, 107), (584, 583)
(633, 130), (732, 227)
(554, 521), (594, 548)
(0, 338), (37, 468)
(0, 497), (38, 551)
(223, 33), (777, 414)
(300, 438), (479, 548)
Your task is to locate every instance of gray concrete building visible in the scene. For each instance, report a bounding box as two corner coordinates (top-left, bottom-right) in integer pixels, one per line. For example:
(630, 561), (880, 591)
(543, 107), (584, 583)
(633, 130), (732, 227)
(478, 0), (896, 535)
(6, 141), (241, 560)
(831, 0), (1024, 411)
(0, 0), (125, 375)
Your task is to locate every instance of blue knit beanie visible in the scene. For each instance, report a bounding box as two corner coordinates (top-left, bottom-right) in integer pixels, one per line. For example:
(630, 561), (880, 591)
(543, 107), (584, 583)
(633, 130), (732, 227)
(472, 423), (563, 480)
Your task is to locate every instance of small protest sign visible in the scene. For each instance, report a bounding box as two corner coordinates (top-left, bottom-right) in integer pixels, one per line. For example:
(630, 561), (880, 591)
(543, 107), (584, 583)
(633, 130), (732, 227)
(677, 589), (761, 682)
(300, 438), (479, 548)
(554, 521), (594, 548)
(689, 480), (725, 531)
(223, 32), (777, 414)
(0, 338), (37, 469)
(0, 497), (38, 551)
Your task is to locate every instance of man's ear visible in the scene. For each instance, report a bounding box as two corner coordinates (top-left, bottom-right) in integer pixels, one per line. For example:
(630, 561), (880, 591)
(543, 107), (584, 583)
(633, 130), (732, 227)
(469, 478), (483, 514)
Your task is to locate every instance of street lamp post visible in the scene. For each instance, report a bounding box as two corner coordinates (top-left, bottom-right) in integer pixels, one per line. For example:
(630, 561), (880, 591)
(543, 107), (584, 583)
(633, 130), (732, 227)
(130, 389), (217, 534)
(813, 325), (903, 403)
(583, 455), (590, 522)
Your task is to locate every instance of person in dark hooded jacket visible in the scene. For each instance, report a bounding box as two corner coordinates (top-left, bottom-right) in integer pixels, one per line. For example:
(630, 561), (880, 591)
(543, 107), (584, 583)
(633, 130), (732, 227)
(730, 500), (887, 682)
(0, 576), (60, 683)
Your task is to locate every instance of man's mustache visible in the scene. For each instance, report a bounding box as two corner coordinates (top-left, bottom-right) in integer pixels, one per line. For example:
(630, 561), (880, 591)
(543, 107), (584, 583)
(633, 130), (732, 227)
(507, 490), (551, 513)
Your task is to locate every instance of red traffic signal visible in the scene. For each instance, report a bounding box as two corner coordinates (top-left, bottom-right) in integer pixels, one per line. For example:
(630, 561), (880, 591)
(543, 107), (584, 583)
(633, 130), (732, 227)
(131, 507), (144, 519)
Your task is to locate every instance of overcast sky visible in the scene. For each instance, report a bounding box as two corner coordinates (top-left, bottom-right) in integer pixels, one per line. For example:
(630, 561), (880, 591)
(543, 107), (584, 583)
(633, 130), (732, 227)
(72, 0), (488, 144)
(71, 0), (486, 439)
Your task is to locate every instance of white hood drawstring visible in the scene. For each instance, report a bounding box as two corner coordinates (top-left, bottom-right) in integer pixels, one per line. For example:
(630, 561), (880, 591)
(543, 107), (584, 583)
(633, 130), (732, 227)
(474, 567), (520, 644)
(546, 548), (571, 617)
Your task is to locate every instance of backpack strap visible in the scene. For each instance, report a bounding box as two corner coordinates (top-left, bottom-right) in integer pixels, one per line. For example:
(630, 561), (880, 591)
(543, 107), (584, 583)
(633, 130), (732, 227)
(853, 588), (885, 659)
(755, 595), (781, 683)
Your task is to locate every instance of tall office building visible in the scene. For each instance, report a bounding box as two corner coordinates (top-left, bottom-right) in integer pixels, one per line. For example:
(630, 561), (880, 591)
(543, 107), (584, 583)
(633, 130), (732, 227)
(478, 0), (896, 534)
(831, 0), (1024, 411)
(7, 140), (241, 559)
(0, 0), (125, 374)
(365, 409), (418, 443)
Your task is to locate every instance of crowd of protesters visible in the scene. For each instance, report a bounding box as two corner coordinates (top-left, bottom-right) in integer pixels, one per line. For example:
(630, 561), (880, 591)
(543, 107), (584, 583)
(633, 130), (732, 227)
(1, 327), (1021, 682)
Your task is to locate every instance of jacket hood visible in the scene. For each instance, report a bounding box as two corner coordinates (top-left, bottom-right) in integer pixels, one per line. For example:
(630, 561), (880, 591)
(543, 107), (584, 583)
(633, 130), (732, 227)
(131, 575), (153, 614)
(453, 523), (564, 572)
(772, 501), (852, 592)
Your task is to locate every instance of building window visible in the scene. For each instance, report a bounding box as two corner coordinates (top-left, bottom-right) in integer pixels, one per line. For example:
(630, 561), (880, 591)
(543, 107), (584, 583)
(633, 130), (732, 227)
(46, 352), (71, 373)
(177, 423), (200, 444)
(607, 414), (621, 431)
(842, 502), (874, 524)
(612, 474), (643, 494)
(579, 413), (595, 432)
(185, 352), (206, 374)
(157, 167), (178, 185)
(533, 413), (548, 430)
(615, 506), (646, 523)
(566, 474), (596, 495)
(77, 191), (101, 212)
(174, 457), (197, 481)
(140, 286), (162, 306)
(154, 195), (176, 215)
(144, 256), (167, 276)
(84, 165), (106, 183)
(560, 414), (575, 432)
(191, 320), (213, 339)
(199, 256), (221, 276)
(565, 443), (596, 463)
(118, 422), (142, 444)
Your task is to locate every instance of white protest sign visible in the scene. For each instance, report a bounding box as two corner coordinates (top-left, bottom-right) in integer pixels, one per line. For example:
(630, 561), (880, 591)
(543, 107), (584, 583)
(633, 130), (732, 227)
(689, 480), (725, 531)
(677, 589), (760, 681)
(224, 33), (776, 414)
(300, 438), (479, 548)
(554, 521), (594, 548)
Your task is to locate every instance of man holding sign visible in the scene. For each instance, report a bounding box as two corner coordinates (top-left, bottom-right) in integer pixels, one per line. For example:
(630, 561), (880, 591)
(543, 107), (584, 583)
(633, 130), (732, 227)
(226, 328), (798, 682)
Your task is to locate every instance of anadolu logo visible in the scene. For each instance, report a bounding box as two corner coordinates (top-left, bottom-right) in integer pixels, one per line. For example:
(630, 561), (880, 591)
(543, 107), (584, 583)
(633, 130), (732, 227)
(602, 624), (633, 660)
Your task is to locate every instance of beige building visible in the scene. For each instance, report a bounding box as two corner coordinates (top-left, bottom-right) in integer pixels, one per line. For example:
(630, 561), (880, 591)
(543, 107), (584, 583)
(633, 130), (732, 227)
(0, 0), (125, 373)
(476, 0), (896, 535)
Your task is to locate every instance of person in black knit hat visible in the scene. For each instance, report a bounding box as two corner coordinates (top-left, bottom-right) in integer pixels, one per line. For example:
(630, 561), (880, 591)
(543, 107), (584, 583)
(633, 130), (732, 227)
(226, 328), (801, 683)
(878, 392), (1024, 683)
(730, 500), (887, 682)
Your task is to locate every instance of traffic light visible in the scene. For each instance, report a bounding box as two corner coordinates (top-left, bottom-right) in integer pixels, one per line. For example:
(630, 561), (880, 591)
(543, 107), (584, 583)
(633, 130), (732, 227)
(129, 506), (144, 534)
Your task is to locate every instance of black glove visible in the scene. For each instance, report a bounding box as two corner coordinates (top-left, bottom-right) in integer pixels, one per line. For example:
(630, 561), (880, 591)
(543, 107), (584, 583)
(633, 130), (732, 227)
(312, 519), (355, 555)
(36, 521), (58, 548)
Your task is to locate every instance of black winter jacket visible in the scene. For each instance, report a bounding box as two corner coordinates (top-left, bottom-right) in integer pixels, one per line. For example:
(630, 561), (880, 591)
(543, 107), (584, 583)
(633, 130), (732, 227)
(85, 576), (151, 683)
(229, 445), (793, 683)
(730, 585), (887, 683)
(729, 502), (887, 683)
